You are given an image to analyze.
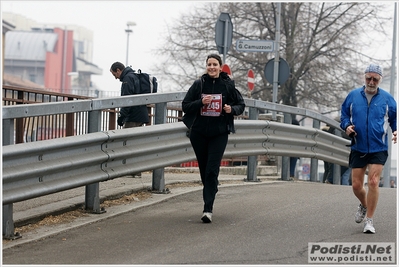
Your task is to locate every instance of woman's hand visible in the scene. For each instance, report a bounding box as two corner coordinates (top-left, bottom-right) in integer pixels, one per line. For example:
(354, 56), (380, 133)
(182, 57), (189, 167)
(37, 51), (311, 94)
(202, 95), (213, 105)
(223, 104), (232, 114)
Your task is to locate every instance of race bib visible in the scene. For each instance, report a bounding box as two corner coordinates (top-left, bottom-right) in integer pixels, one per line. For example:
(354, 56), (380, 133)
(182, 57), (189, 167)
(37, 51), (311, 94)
(200, 94), (222, 117)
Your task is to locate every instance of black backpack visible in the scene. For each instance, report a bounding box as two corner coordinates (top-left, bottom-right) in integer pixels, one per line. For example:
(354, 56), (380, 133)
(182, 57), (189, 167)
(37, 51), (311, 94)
(133, 69), (158, 94)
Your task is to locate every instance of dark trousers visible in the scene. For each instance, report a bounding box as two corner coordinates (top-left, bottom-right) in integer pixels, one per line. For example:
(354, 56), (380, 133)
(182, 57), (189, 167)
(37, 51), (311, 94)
(289, 157), (298, 177)
(189, 130), (228, 213)
(323, 161), (333, 183)
(123, 122), (144, 128)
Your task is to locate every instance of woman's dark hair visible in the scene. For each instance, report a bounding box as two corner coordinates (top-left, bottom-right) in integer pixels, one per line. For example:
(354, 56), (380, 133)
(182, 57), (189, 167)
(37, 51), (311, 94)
(110, 62), (125, 72)
(206, 54), (223, 66)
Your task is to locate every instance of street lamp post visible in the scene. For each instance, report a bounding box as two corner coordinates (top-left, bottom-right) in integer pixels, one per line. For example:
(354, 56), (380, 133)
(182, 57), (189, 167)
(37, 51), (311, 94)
(125, 21), (136, 66)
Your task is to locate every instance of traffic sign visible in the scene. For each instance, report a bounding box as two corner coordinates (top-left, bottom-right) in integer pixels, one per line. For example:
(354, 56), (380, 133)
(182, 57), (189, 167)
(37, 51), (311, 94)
(247, 69), (255, 91)
(215, 13), (233, 56)
(264, 58), (290, 85)
(302, 163), (310, 175)
(236, 39), (274, 52)
(221, 64), (232, 77)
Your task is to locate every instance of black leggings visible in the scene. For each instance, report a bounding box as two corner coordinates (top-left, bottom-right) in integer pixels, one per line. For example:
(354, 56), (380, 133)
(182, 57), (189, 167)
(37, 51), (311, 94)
(189, 130), (228, 213)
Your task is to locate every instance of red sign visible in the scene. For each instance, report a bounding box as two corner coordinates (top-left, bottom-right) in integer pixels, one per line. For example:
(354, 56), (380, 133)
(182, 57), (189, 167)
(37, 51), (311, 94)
(221, 64), (232, 77)
(302, 163), (310, 175)
(247, 69), (255, 91)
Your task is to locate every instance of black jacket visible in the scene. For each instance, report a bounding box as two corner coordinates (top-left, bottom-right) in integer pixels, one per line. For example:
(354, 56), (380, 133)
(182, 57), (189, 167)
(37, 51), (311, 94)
(182, 72), (245, 136)
(119, 67), (149, 123)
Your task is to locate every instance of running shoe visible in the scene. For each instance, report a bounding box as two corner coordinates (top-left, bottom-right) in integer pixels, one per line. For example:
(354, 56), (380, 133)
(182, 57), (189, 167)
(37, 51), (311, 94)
(201, 212), (212, 223)
(355, 204), (367, 223)
(363, 218), (375, 234)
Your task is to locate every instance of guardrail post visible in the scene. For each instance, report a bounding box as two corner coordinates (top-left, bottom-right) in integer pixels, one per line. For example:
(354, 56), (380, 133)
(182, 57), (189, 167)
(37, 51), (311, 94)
(2, 204), (21, 240)
(333, 164), (341, 185)
(152, 102), (168, 193)
(2, 119), (20, 239)
(246, 107), (259, 182)
(311, 119), (321, 182)
(85, 110), (105, 213)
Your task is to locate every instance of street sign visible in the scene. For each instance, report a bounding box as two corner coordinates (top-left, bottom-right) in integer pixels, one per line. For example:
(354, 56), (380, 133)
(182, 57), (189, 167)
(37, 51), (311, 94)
(247, 69), (255, 91)
(236, 39), (274, 52)
(264, 57), (290, 85)
(215, 13), (233, 57)
(222, 64), (232, 77)
(302, 163), (310, 175)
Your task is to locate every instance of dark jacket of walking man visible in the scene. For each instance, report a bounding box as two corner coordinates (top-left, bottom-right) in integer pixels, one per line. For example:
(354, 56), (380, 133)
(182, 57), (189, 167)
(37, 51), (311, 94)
(110, 62), (149, 128)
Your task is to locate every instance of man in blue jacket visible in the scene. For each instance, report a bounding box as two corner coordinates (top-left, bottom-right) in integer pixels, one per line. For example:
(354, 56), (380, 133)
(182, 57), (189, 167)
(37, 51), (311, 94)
(340, 63), (397, 234)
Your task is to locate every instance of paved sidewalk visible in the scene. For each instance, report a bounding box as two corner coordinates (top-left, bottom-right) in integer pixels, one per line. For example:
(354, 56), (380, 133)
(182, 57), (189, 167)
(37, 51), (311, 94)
(12, 168), (267, 222)
(4, 167), (282, 250)
(3, 179), (396, 264)
(12, 166), (279, 226)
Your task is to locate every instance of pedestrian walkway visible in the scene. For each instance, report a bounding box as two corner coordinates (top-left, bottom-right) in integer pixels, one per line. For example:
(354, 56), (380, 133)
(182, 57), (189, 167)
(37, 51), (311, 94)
(3, 178), (396, 264)
(5, 167), (280, 249)
(12, 167), (278, 225)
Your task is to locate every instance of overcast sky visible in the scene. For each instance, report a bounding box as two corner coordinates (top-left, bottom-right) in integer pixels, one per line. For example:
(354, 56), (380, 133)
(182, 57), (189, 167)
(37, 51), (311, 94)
(2, 1), (397, 165)
(2, 1), (396, 94)
(1, 1), (199, 93)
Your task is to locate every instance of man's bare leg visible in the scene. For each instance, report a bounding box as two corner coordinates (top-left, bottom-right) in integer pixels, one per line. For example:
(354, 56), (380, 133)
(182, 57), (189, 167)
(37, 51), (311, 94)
(352, 166), (367, 207)
(365, 164), (383, 218)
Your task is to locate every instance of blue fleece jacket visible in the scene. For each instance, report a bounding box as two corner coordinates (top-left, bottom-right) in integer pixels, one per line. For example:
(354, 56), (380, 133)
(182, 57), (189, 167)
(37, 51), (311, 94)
(340, 86), (397, 154)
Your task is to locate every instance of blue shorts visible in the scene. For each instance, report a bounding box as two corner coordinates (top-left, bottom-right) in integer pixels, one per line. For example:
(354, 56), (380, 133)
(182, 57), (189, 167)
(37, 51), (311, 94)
(349, 150), (388, 168)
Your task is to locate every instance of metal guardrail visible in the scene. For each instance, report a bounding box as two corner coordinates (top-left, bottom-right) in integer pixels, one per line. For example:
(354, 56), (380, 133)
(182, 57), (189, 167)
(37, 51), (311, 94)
(2, 120), (350, 205)
(2, 92), (350, 239)
(2, 92), (186, 119)
(2, 120), (350, 238)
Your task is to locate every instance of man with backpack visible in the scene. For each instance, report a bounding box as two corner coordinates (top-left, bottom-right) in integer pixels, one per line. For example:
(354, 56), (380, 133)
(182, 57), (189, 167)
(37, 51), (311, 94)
(110, 62), (150, 178)
(110, 62), (149, 128)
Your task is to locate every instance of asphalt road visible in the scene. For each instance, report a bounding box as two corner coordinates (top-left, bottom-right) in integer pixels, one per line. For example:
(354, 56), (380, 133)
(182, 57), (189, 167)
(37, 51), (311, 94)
(2, 181), (397, 265)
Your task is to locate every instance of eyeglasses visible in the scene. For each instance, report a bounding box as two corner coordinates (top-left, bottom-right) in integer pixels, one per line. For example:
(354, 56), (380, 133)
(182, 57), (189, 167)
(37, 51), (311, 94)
(365, 76), (380, 83)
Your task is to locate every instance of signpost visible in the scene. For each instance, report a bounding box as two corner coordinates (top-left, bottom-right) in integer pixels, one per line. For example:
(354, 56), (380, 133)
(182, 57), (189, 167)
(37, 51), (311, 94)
(247, 69), (255, 91)
(215, 13), (233, 63)
(264, 57), (290, 86)
(222, 64), (232, 77)
(272, 3), (282, 122)
(236, 40), (274, 52)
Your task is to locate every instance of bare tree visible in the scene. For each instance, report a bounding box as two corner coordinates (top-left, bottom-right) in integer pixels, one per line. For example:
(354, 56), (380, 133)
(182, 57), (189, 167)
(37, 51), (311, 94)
(154, 2), (394, 115)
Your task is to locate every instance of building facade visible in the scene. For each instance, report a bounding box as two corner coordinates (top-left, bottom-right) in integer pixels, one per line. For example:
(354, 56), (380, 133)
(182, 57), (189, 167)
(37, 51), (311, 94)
(2, 12), (102, 95)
